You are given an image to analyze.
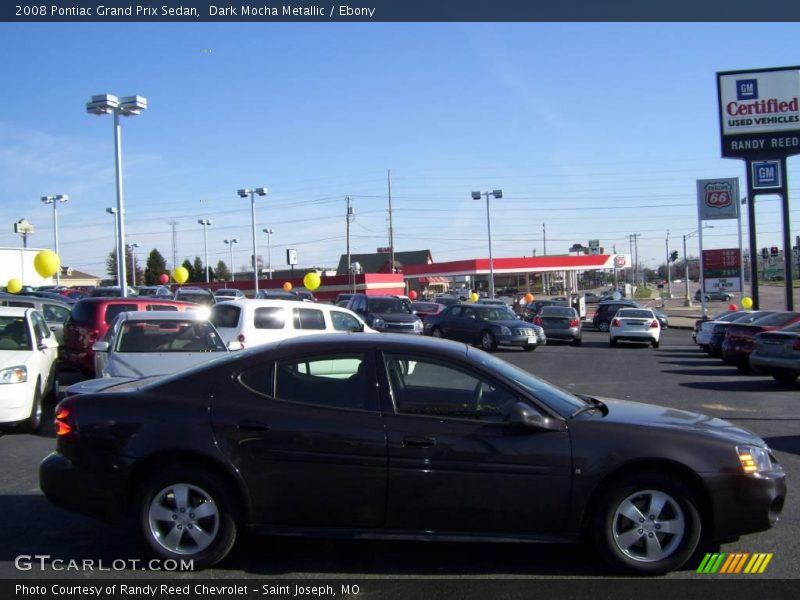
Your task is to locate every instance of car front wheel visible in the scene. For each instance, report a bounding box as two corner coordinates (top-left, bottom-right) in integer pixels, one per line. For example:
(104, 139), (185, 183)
(21, 382), (43, 433)
(592, 476), (701, 575)
(772, 370), (798, 385)
(597, 321), (610, 332)
(138, 467), (239, 569)
(430, 327), (443, 338)
(480, 331), (497, 352)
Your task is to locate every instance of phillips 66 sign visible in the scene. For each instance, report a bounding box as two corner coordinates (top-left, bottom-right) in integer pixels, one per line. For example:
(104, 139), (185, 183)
(697, 178), (739, 221)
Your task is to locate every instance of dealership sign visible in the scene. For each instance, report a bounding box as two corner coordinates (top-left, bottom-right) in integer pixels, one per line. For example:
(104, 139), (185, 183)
(696, 178), (739, 220)
(717, 66), (800, 158)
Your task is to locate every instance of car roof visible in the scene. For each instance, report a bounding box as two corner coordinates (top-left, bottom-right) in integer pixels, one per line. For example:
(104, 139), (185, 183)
(274, 331), (468, 356)
(115, 311), (208, 322)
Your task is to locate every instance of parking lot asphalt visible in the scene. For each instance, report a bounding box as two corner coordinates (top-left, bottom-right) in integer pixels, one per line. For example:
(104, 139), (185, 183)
(0, 328), (797, 580)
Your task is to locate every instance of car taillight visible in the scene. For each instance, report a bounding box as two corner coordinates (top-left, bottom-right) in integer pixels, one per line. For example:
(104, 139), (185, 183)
(533, 317), (543, 326)
(54, 400), (77, 437)
(593, 310), (598, 318)
(238, 334), (245, 342)
(87, 328), (100, 343)
(612, 318), (620, 327)
(650, 320), (659, 328)
(569, 319), (579, 327)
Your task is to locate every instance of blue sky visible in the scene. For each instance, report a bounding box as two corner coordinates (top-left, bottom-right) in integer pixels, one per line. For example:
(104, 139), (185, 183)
(0, 23), (797, 278)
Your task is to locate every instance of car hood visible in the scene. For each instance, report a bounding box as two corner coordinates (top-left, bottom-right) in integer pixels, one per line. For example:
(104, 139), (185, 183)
(0, 350), (35, 369)
(591, 397), (764, 446)
(491, 319), (533, 329)
(372, 312), (418, 323)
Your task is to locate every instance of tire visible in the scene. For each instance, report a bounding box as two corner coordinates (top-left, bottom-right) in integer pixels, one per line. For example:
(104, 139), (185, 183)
(773, 371), (799, 385)
(572, 338), (582, 346)
(591, 475), (702, 575)
(523, 345), (536, 352)
(137, 467), (239, 569)
(597, 321), (610, 332)
(651, 340), (660, 349)
(480, 331), (497, 352)
(609, 337), (617, 347)
(430, 327), (443, 339)
(21, 382), (43, 433)
(735, 362), (751, 373)
(48, 363), (59, 401)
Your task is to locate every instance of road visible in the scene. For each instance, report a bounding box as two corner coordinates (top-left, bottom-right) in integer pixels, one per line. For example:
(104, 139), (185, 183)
(0, 328), (797, 581)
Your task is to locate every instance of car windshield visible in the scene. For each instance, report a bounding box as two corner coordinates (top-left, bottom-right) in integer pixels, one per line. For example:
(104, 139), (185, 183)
(752, 312), (800, 327)
(471, 349), (584, 415)
(368, 298), (411, 314)
(617, 309), (653, 319)
(0, 316), (32, 351)
(116, 320), (227, 353)
(476, 306), (516, 321)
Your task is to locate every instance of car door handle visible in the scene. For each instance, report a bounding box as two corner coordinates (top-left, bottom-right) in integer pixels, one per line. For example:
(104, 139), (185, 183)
(403, 436), (436, 447)
(237, 420), (271, 432)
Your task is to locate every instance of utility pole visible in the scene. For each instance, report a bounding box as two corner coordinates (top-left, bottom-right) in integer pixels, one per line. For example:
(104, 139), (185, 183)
(542, 222), (548, 294)
(387, 169), (395, 273)
(169, 220), (179, 271)
(346, 196), (355, 290)
(666, 230), (672, 298)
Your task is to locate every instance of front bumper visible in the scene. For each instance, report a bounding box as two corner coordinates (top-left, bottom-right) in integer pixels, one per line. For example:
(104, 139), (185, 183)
(706, 468), (786, 540)
(0, 381), (35, 424)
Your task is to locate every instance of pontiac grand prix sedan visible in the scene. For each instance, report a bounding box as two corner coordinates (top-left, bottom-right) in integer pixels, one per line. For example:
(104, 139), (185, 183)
(40, 334), (785, 574)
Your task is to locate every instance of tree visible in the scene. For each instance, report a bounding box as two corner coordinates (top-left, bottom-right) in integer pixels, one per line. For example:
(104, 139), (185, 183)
(144, 248), (167, 285)
(215, 260), (231, 282)
(181, 258), (196, 282)
(105, 245), (143, 286)
(192, 256), (204, 282)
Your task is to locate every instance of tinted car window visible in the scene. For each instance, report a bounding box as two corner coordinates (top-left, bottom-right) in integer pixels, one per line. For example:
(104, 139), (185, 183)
(275, 354), (369, 411)
(43, 304), (70, 322)
(70, 300), (97, 324)
(6, 300), (35, 308)
(539, 307), (576, 317)
(752, 312), (799, 327)
(211, 304), (241, 329)
(330, 311), (361, 332)
(117, 320), (226, 353)
(238, 362), (275, 397)
(367, 298), (410, 314)
(617, 309), (654, 319)
(147, 304), (179, 312)
(0, 316), (32, 351)
(293, 308), (326, 330)
(104, 304), (138, 325)
(254, 307), (287, 329)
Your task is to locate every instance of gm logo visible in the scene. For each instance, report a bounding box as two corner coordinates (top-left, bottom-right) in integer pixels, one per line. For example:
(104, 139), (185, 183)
(736, 79), (758, 100)
(697, 552), (773, 574)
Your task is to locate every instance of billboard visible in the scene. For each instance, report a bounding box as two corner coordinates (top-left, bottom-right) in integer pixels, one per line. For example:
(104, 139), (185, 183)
(717, 66), (800, 158)
(696, 178), (740, 220)
(703, 248), (742, 293)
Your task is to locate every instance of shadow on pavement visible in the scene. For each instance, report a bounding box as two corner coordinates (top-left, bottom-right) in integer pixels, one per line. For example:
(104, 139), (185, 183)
(763, 435), (800, 457)
(680, 380), (788, 392)
(662, 368), (755, 377)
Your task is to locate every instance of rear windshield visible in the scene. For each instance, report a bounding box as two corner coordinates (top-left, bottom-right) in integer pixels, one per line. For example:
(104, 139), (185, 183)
(617, 309), (653, 319)
(733, 312), (773, 324)
(71, 300), (98, 324)
(367, 298), (412, 314)
(752, 312), (800, 327)
(116, 320), (226, 353)
(211, 304), (241, 329)
(411, 302), (439, 312)
(539, 307), (575, 317)
(104, 304), (138, 325)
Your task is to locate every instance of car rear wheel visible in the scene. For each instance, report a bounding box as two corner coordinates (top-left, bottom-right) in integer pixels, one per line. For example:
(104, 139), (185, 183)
(572, 338), (582, 346)
(597, 321), (610, 332)
(772, 371), (799, 385)
(430, 327), (442, 338)
(21, 382), (43, 433)
(609, 337), (617, 347)
(592, 475), (701, 575)
(651, 340), (660, 349)
(523, 345), (536, 352)
(480, 331), (497, 352)
(138, 467), (239, 569)
(735, 362), (751, 373)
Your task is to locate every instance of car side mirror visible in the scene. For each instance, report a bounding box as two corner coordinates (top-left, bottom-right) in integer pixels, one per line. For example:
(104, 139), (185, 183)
(508, 402), (566, 432)
(227, 341), (244, 351)
(39, 337), (58, 350)
(92, 341), (110, 352)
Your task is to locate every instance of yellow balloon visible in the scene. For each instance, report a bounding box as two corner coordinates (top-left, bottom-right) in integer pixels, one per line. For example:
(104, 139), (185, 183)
(303, 272), (321, 291)
(7, 278), (22, 294)
(470, 292), (479, 302)
(34, 250), (60, 278)
(741, 296), (753, 309)
(282, 282), (293, 292)
(172, 266), (189, 284)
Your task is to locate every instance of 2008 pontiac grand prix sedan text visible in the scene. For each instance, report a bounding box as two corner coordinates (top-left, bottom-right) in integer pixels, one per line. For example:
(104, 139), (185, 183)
(40, 334), (785, 574)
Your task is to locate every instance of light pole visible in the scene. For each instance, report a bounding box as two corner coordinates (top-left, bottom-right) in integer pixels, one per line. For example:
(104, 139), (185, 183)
(471, 189), (503, 298)
(262, 228), (274, 279)
(87, 94), (147, 297)
(106, 207), (121, 287)
(665, 230), (672, 299)
(40, 194), (69, 286)
(683, 225), (714, 306)
(131, 242), (141, 286)
(237, 188), (268, 294)
(198, 219), (212, 283)
(224, 238), (239, 282)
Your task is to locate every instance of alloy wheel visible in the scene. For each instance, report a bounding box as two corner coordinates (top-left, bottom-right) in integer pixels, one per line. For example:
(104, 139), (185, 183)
(611, 489), (685, 563)
(148, 483), (220, 555)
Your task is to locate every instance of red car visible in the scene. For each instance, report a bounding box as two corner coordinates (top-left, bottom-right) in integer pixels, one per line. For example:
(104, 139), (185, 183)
(722, 311), (800, 371)
(409, 301), (446, 321)
(61, 297), (196, 375)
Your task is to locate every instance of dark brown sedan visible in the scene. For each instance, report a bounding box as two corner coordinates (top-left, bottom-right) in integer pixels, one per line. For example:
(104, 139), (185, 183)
(40, 334), (785, 574)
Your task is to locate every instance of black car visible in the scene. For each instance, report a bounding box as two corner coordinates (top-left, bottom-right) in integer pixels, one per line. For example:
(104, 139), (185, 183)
(593, 300), (668, 331)
(41, 334), (785, 574)
(424, 303), (545, 351)
(346, 294), (423, 334)
(695, 290), (734, 302)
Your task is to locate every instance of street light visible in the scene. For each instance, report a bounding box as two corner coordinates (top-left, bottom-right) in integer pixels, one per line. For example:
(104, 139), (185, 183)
(87, 93), (148, 297)
(471, 189), (503, 298)
(40, 194), (69, 286)
(198, 219), (213, 283)
(683, 225), (714, 306)
(131, 242), (141, 286)
(106, 207), (120, 287)
(224, 238), (239, 282)
(237, 187), (268, 294)
(262, 228), (274, 279)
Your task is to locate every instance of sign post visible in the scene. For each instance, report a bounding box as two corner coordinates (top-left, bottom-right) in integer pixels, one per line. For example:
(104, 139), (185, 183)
(717, 66), (800, 310)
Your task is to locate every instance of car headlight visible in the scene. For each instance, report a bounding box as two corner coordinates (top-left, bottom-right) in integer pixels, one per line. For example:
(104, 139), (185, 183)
(413, 319), (423, 331)
(737, 445), (774, 474)
(0, 366), (27, 384)
(372, 317), (386, 329)
(499, 326), (511, 335)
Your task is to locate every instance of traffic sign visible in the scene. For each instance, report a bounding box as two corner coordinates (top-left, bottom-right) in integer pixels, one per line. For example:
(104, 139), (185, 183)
(752, 160), (782, 189)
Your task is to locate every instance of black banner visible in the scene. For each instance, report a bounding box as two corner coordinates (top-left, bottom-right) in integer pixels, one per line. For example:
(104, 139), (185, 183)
(5, 0), (800, 22)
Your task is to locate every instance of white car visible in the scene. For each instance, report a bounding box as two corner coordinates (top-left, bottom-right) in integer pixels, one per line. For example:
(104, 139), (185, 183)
(609, 308), (661, 348)
(695, 310), (752, 347)
(92, 311), (242, 378)
(210, 299), (376, 348)
(0, 307), (59, 431)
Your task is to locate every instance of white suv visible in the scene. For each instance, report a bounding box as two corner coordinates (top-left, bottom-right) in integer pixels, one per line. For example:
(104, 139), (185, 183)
(210, 299), (375, 348)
